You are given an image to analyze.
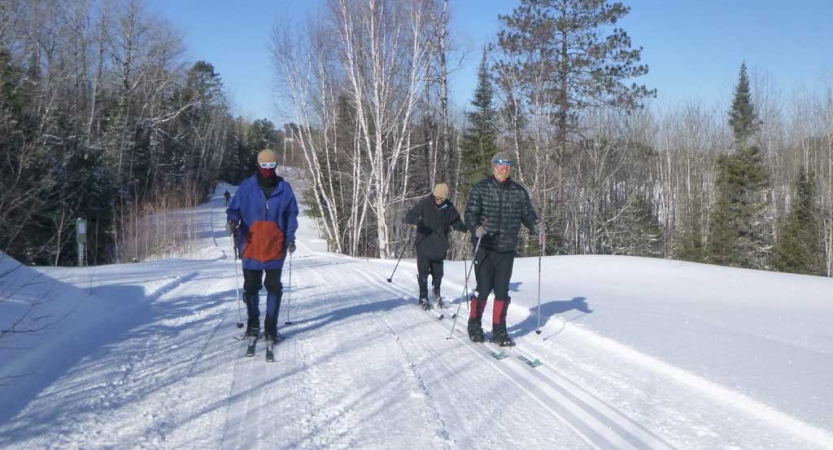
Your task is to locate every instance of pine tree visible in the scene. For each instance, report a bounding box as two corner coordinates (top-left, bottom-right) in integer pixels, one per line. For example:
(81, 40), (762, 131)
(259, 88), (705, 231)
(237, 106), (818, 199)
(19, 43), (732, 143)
(772, 168), (824, 275)
(707, 63), (769, 269)
(496, 0), (655, 153)
(248, 119), (280, 153)
(459, 48), (499, 192)
(674, 187), (705, 263)
(610, 194), (662, 257)
(728, 63), (758, 148)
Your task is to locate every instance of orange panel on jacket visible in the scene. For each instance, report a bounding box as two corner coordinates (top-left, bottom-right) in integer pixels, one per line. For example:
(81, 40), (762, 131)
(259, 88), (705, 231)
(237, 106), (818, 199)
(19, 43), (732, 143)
(242, 221), (285, 262)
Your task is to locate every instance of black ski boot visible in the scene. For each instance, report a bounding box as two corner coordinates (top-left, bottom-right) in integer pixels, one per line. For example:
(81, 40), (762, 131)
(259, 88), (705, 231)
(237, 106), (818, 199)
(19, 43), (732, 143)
(433, 289), (443, 309)
(490, 325), (515, 347)
(245, 317), (260, 338)
(264, 318), (278, 341)
(468, 319), (485, 343)
(418, 297), (433, 310)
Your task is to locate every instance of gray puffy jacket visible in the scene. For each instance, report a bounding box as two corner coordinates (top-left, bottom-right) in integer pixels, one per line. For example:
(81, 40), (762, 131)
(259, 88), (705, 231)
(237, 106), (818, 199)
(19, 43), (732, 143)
(464, 176), (538, 252)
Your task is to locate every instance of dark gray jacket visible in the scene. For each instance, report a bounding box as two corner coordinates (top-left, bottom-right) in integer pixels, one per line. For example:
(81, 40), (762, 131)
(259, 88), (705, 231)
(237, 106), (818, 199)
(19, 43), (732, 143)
(464, 176), (537, 252)
(405, 196), (467, 260)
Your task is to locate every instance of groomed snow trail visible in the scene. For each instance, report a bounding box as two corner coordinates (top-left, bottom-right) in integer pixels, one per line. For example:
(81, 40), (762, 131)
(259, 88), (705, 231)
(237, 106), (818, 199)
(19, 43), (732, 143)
(1, 184), (831, 450)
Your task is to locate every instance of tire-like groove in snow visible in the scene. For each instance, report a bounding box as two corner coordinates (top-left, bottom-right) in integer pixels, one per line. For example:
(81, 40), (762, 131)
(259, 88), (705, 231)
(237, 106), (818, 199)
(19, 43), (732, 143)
(352, 261), (675, 450)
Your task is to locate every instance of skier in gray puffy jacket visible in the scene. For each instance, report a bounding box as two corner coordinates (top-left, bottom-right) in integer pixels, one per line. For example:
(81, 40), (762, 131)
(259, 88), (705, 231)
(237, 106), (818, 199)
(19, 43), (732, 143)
(464, 151), (538, 347)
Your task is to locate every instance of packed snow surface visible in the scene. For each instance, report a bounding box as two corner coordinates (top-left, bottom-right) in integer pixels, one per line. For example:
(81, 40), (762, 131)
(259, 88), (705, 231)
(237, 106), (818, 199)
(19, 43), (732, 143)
(2, 180), (832, 450)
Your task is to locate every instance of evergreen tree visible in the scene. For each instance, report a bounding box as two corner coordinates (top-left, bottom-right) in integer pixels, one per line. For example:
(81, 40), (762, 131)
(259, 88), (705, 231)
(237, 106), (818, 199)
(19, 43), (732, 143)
(673, 187), (705, 263)
(707, 63), (769, 269)
(772, 168), (824, 275)
(248, 118), (280, 154)
(221, 118), (251, 184)
(496, 0), (655, 153)
(728, 63), (759, 148)
(610, 193), (662, 257)
(459, 48), (499, 192)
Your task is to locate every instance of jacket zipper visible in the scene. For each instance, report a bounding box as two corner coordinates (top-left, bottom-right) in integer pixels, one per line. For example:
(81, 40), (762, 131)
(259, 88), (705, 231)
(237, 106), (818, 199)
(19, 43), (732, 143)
(497, 181), (506, 236)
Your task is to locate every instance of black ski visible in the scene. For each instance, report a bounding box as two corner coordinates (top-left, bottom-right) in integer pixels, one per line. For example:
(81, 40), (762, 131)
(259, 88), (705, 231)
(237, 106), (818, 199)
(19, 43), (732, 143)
(416, 302), (444, 320)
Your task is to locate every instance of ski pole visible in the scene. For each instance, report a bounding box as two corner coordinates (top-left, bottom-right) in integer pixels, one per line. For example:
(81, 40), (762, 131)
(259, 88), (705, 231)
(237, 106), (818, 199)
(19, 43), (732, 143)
(285, 251), (293, 325)
(386, 235), (414, 282)
(447, 236), (482, 340)
(535, 229), (544, 335)
(463, 259), (469, 311)
(232, 236), (243, 329)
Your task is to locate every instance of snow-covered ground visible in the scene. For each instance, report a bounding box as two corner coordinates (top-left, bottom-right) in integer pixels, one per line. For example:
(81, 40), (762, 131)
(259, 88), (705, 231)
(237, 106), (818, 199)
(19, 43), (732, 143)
(1, 179), (832, 450)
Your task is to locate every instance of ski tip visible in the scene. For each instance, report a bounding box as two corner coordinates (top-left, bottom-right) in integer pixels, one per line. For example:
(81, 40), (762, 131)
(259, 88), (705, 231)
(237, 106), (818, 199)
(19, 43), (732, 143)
(285, 321), (293, 325)
(520, 356), (542, 367)
(492, 351), (509, 360)
(450, 314), (457, 319)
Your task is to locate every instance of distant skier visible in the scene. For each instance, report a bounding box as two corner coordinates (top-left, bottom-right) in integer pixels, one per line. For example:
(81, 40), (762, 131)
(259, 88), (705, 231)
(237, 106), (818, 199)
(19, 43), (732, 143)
(224, 190), (231, 206)
(404, 183), (467, 310)
(226, 149), (299, 344)
(464, 151), (538, 347)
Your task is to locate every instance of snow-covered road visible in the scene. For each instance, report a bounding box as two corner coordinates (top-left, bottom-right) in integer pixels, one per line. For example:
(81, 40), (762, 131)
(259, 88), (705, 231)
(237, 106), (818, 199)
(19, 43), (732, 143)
(2, 183), (832, 449)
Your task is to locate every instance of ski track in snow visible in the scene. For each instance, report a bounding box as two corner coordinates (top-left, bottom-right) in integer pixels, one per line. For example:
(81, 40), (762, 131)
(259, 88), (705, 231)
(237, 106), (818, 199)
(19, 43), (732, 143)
(1, 271), (239, 449)
(3, 188), (833, 450)
(352, 263), (670, 450)
(362, 257), (833, 450)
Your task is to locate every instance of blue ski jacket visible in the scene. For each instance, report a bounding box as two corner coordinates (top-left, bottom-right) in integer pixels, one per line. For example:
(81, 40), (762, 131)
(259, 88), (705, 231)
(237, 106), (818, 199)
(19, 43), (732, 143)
(226, 175), (299, 270)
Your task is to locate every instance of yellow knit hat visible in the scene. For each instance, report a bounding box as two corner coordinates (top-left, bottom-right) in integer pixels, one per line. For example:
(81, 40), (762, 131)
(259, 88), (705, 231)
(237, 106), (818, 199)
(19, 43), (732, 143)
(257, 149), (277, 164)
(433, 183), (449, 199)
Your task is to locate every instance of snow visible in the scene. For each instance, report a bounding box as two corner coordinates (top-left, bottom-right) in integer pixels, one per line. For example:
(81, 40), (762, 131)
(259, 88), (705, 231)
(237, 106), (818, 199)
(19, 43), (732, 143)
(1, 180), (832, 450)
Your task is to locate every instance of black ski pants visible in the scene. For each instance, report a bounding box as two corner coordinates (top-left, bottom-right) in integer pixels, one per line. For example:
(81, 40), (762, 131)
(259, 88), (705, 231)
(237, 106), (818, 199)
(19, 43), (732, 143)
(416, 252), (444, 299)
(470, 248), (514, 328)
(243, 268), (283, 330)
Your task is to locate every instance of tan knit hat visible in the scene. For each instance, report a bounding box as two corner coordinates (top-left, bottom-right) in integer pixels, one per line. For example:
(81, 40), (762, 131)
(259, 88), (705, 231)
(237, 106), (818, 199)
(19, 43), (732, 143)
(433, 183), (449, 199)
(257, 149), (278, 164)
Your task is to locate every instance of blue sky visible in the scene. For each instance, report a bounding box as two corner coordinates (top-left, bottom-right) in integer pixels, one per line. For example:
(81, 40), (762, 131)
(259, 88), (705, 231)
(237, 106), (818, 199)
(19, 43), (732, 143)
(148, 0), (833, 125)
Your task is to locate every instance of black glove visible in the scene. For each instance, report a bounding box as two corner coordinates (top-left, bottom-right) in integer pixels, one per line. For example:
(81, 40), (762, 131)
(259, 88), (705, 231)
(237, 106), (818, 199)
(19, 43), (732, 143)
(226, 221), (239, 235)
(287, 241), (296, 254)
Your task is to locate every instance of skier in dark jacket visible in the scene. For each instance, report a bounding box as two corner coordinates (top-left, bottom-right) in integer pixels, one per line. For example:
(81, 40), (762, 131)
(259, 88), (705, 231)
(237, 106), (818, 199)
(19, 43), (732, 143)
(226, 149), (299, 343)
(404, 183), (468, 309)
(464, 151), (538, 347)
(224, 190), (231, 206)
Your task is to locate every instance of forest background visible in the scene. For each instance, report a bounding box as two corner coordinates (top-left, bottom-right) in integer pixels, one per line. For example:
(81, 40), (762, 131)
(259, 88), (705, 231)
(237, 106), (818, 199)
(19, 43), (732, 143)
(1, 0), (831, 278)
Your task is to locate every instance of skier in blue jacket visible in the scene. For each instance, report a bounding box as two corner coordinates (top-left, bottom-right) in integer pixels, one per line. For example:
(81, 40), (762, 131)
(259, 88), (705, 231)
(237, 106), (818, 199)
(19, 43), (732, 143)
(226, 149), (299, 343)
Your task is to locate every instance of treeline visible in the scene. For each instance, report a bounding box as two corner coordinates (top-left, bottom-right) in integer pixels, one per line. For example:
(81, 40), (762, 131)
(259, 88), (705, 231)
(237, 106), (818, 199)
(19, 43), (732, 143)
(2, 0), (829, 277)
(276, 0), (831, 277)
(0, 0), (289, 265)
